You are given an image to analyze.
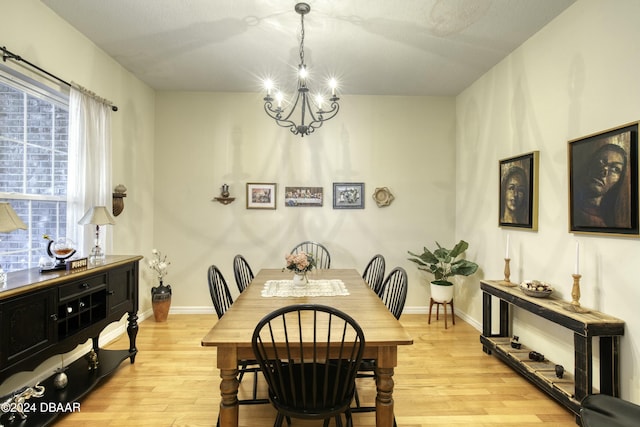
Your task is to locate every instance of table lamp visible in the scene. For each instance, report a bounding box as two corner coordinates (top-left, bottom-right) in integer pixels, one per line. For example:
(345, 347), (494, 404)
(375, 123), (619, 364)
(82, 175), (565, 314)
(0, 202), (28, 286)
(78, 206), (115, 264)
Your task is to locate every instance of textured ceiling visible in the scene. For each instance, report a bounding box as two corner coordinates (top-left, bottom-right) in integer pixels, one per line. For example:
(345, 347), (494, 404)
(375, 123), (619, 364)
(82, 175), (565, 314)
(41, 0), (575, 96)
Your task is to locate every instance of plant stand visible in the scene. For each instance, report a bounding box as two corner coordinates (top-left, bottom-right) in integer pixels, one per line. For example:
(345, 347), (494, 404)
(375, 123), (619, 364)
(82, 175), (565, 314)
(428, 298), (455, 329)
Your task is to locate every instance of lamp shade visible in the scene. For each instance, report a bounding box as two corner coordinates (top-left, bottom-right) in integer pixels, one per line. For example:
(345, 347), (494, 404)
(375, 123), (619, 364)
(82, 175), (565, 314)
(78, 206), (116, 226)
(0, 202), (28, 232)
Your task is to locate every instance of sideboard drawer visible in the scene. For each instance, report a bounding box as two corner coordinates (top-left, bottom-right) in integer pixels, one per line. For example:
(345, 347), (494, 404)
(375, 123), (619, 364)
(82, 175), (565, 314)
(59, 274), (107, 301)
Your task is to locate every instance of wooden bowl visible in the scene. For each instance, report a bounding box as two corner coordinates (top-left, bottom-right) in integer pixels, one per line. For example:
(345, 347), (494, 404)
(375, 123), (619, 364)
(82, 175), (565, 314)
(520, 280), (553, 298)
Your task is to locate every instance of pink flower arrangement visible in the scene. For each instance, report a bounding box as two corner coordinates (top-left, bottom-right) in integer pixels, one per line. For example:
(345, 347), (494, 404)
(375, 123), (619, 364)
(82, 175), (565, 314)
(284, 252), (316, 274)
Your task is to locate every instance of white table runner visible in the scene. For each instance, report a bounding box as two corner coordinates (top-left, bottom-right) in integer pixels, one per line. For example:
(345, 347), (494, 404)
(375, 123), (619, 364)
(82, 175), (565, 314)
(261, 279), (350, 297)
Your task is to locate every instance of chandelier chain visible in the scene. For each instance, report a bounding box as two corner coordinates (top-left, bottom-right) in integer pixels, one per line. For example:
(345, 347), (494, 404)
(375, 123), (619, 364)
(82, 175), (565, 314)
(299, 12), (305, 66)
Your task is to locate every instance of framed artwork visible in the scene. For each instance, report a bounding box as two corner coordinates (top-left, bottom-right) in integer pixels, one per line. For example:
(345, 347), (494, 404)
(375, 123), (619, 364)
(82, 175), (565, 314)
(499, 151), (539, 230)
(246, 183), (276, 209)
(284, 186), (323, 207)
(568, 121), (639, 236)
(333, 182), (364, 209)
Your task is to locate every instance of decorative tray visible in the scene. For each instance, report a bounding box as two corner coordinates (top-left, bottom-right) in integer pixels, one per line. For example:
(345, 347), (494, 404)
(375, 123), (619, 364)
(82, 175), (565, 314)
(520, 280), (553, 298)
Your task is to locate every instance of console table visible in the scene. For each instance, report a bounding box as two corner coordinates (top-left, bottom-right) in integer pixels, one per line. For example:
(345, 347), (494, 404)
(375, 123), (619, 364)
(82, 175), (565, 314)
(480, 280), (624, 419)
(0, 255), (142, 426)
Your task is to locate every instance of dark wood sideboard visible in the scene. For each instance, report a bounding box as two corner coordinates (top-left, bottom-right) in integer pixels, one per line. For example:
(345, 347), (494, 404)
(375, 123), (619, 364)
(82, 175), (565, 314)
(0, 255), (142, 426)
(480, 279), (624, 421)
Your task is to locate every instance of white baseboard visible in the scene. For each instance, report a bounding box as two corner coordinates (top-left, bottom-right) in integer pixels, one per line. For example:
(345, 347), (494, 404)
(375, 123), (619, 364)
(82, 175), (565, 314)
(168, 306), (216, 315)
(401, 305), (481, 331)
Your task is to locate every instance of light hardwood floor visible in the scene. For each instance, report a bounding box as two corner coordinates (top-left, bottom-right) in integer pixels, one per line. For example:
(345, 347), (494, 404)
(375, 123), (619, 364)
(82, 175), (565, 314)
(54, 313), (577, 426)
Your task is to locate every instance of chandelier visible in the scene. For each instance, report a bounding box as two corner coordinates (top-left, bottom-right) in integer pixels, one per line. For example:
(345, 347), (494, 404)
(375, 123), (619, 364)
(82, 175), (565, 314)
(263, 3), (340, 137)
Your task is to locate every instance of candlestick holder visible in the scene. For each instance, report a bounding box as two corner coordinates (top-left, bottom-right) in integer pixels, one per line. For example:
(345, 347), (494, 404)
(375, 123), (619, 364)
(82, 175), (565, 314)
(501, 258), (516, 286)
(565, 274), (590, 313)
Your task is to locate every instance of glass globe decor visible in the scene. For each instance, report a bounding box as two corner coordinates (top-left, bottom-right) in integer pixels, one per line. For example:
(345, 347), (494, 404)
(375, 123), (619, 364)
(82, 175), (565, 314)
(41, 235), (77, 271)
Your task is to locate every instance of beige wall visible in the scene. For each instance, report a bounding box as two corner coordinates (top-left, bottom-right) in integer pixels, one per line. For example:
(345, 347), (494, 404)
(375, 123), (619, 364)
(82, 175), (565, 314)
(456, 0), (640, 402)
(154, 91), (456, 308)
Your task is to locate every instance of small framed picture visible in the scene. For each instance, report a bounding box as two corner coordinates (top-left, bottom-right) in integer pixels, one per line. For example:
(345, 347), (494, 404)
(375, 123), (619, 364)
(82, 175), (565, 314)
(246, 183), (276, 209)
(333, 182), (364, 209)
(568, 121), (639, 236)
(499, 151), (539, 230)
(284, 186), (323, 207)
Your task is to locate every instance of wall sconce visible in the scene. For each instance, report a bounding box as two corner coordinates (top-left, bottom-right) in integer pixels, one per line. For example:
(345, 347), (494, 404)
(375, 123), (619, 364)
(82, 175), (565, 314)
(213, 183), (235, 205)
(112, 184), (127, 216)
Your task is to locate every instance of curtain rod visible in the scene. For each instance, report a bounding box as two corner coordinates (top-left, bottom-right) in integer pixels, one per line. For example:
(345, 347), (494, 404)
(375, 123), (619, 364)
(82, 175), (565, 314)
(1, 45), (118, 112)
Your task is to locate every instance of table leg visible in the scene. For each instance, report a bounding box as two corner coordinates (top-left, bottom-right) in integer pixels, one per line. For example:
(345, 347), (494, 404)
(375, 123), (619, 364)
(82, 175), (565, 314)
(599, 336), (620, 396)
(375, 346), (397, 427)
(217, 346), (240, 427)
(127, 311), (139, 363)
(574, 333), (592, 402)
(482, 292), (492, 353)
(498, 299), (509, 337)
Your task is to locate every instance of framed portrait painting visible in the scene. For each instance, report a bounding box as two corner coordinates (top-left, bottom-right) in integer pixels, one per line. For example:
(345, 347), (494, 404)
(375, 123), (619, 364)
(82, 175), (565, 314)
(284, 186), (323, 207)
(499, 151), (539, 230)
(333, 182), (364, 209)
(246, 183), (276, 209)
(568, 121), (639, 236)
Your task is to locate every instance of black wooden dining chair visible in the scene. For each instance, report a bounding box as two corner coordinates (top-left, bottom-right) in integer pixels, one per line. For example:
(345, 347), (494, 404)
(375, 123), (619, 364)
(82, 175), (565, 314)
(252, 304), (365, 427)
(378, 267), (408, 320)
(362, 254), (385, 295)
(352, 267), (406, 425)
(290, 241), (331, 269)
(206, 265), (268, 406)
(207, 265), (234, 319)
(233, 254), (254, 294)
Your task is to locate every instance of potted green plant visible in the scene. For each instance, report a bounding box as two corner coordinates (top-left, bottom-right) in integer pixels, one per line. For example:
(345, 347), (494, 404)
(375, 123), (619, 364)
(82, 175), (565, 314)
(407, 240), (479, 302)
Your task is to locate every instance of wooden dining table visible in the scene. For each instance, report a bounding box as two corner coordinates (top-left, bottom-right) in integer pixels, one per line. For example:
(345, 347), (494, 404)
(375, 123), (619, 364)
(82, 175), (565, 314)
(201, 268), (414, 427)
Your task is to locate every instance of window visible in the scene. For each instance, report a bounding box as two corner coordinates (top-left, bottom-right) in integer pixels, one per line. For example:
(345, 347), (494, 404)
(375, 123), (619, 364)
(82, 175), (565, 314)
(0, 67), (69, 272)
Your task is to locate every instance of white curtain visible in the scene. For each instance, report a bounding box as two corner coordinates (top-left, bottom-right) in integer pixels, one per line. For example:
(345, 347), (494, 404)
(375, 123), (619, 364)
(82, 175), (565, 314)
(67, 85), (113, 257)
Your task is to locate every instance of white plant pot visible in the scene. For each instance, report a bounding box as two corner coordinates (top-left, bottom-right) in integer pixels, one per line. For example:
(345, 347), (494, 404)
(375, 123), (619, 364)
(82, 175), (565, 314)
(430, 282), (454, 303)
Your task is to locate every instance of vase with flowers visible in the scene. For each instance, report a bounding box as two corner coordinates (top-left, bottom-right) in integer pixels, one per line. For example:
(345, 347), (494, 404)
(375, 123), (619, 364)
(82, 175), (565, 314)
(148, 249), (171, 322)
(284, 252), (316, 287)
